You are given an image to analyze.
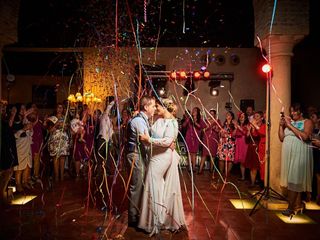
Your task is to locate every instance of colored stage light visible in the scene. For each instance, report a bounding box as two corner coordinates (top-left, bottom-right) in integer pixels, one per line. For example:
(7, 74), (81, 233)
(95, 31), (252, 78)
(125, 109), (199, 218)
(203, 71), (210, 78)
(262, 63), (271, 73)
(179, 71), (187, 78)
(170, 71), (177, 79)
(200, 66), (206, 71)
(193, 71), (201, 79)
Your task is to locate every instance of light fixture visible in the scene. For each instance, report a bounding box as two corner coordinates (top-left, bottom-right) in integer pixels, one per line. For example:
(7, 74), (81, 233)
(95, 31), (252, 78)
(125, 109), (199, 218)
(11, 195), (37, 205)
(229, 199), (257, 209)
(210, 87), (219, 96)
(193, 71), (201, 79)
(275, 212), (316, 224)
(200, 66), (207, 71)
(262, 63), (272, 73)
(170, 71), (177, 79)
(158, 87), (166, 96)
(67, 92), (101, 104)
(179, 71), (187, 78)
(203, 71), (210, 79)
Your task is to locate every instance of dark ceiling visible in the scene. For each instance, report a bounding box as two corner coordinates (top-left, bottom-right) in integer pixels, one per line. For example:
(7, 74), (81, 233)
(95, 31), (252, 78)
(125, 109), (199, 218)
(17, 0), (254, 48)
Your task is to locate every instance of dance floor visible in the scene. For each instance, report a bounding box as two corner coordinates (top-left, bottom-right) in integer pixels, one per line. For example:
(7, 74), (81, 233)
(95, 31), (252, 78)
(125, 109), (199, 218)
(1, 169), (320, 240)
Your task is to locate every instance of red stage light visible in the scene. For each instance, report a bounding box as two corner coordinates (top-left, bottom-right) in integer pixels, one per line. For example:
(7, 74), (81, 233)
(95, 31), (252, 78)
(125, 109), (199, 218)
(203, 71), (210, 78)
(170, 71), (177, 79)
(180, 71), (187, 78)
(193, 71), (201, 79)
(262, 64), (271, 73)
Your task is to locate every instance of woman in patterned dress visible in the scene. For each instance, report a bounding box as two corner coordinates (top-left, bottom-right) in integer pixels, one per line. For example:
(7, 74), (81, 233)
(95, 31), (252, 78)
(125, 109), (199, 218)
(217, 111), (236, 177)
(48, 103), (70, 182)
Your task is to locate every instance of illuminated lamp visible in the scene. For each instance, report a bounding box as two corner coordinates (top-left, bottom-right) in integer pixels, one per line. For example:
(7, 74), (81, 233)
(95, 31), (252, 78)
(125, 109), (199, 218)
(158, 87), (166, 97)
(11, 195), (37, 205)
(170, 71), (177, 79)
(210, 88), (219, 96)
(262, 63), (271, 73)
(193, 71), (201, 79)
(203, 71), (210, 79)
(179, 71), (187, 79)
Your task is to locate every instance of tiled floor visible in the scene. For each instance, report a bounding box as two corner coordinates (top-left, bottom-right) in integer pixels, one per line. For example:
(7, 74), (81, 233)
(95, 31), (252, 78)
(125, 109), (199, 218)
(1, 169), (320, 240)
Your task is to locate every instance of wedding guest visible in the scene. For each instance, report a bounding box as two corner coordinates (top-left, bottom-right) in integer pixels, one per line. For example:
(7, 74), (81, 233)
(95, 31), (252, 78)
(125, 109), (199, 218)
(217, 111), (236, 177)
(279, 103), (313, 217)
(233, 112), (249, 181)
(198, 109), (220, 174)
(182, 107), (206, 172)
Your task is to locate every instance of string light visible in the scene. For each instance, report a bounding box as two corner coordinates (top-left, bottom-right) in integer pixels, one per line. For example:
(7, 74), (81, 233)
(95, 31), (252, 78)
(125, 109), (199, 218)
(67, 92), (102, 104)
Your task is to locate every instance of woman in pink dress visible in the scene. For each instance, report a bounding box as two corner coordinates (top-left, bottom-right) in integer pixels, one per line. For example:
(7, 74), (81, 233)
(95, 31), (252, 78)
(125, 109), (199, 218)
(182, 107), (206, 172)
(233, 112), (249, 181)
(198, 109), (220, 174)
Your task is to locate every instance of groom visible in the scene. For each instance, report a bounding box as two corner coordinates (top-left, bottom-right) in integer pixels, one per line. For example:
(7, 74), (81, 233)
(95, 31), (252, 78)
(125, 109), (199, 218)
(126, 95), (156, 227)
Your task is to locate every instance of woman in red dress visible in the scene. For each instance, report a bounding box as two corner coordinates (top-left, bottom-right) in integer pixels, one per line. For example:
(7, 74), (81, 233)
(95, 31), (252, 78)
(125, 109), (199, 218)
(245, 111), (266, 187)
(198, 109), (221, 174)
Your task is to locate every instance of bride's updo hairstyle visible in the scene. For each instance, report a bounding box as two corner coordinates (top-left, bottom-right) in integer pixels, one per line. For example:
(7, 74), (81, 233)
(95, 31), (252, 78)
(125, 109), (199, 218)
(160, 98), (177, 115)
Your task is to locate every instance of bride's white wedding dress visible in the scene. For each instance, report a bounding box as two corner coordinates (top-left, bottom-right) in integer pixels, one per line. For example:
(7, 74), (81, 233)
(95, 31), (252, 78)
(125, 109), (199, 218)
(138, 118), (186, 234)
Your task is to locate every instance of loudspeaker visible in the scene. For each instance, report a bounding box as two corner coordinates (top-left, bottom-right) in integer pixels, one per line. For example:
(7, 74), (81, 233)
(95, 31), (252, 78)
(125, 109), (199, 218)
(240, 99), (254, 113)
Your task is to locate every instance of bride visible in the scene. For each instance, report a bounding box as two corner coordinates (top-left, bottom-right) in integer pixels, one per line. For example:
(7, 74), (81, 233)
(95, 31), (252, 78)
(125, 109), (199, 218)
(138, 98), (186, 235)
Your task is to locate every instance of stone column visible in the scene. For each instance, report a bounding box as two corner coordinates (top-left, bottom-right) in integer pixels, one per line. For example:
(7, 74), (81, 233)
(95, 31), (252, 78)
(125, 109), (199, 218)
(262, 34), (305, 193)
(0, 45), (3, 100)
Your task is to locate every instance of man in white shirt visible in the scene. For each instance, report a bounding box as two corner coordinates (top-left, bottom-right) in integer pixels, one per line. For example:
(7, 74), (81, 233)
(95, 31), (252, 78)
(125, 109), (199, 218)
(246, 106), (255, 122)
(96, 96), (115, 176)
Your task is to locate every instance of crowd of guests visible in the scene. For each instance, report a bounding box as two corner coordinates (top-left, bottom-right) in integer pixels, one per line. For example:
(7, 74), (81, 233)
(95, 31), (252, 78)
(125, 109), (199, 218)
(180, 106), (266, 188)
(180, 103), (320, 211)
(0, 97), (124, 203)
(1, 98), (320, 221)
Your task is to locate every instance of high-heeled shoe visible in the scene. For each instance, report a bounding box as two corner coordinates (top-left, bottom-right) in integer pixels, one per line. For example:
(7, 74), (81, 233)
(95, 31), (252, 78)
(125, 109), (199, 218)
(281, 208), (295, 219)
(294, 202), (306, 215)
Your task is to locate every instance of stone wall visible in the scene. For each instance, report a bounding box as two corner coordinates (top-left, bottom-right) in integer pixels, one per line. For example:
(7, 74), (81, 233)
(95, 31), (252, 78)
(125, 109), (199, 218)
(0, 0), (20, 46)
(254, 0), (309, 42)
